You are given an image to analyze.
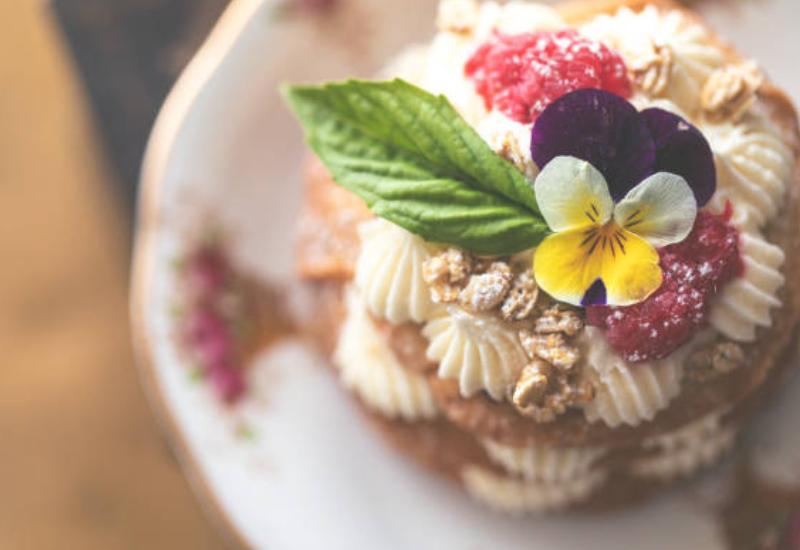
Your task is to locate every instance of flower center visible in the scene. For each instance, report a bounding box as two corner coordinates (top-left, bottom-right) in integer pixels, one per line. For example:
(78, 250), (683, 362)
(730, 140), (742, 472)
(580, 221), (628, 258)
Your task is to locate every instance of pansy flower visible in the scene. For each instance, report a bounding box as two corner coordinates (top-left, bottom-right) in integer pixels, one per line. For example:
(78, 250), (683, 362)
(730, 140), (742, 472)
(530, 89), (716, 307)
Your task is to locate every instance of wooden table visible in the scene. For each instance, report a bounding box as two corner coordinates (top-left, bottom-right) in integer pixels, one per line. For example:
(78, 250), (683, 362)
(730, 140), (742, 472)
(0, 2), (228, 548)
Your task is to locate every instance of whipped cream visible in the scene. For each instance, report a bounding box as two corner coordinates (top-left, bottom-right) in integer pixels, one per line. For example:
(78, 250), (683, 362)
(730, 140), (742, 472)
(710, 231), (786, 341)
(481, 438), (607, 483)
(641, 409), (727, 450)
(701, 114), (791, 341)
(333, 289), (439, 421)
(462, 465), (607, 513)
(704, 115), (793, 233)
(633, 413), (738, 480)
(423, 307), (528, 401)
(579, 327), (709, 428)
(355, 219), (441, 325)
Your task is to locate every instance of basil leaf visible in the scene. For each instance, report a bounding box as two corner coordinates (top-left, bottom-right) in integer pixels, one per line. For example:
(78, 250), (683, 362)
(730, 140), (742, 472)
(282, 78), (548, 255)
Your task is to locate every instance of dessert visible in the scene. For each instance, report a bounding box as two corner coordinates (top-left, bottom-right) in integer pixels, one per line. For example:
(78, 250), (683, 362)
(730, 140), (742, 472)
(284, 0), (800, 512)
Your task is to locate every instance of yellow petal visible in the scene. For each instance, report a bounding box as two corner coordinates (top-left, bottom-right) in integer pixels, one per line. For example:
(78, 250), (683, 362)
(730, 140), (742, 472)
(534, 156), (614, 232)
(613, 172), (697, 248)
(533, 227), (605, 307)
(599, 228), (662, 306)
(533, 225), (663, 307)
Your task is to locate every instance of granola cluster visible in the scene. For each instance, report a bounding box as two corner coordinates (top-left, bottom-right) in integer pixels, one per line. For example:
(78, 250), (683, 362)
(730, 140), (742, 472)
(701, 61), (763, 123)
(422, 248), (539, 321)
(421, 247), (473, 304)
(422, 248), (594, 423)
(687, 341), (746, 382)
(630, 40), (673, 96)
(513, 307), (594, 423)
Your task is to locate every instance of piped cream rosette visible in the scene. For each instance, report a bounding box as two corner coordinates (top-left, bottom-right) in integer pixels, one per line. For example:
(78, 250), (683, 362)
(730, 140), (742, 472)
(481, 438), (607, 483)
(632, 410), (738, 480)
(424, 307), (529, 401)
(333, 288), (439, 421)
(701, 116), (791, 341)
(578, 327), (698, 428)
(355, 219), (442, 325)
(461, 465), (607, 513)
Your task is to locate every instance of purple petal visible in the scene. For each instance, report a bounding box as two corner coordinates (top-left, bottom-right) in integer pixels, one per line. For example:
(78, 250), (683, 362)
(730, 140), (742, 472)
(531, 89), (655, 201)
(581, 278), (607, 306)
(640, 108), (716, 206)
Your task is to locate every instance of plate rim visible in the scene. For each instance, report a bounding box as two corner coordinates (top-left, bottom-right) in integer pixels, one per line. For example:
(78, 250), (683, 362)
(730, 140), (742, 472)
(129, 0), (272, 548)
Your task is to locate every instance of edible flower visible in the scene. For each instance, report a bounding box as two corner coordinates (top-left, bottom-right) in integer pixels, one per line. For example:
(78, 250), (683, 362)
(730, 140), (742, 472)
(530, 89), (716, 307)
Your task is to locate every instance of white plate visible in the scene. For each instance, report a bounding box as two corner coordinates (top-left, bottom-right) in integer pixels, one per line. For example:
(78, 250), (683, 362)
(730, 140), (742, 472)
(130, 1), (800, 548)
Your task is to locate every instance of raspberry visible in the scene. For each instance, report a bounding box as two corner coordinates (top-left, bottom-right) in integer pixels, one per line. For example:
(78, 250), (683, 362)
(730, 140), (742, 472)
(587, 209), (743, 362)
(465, 30), (632, 124)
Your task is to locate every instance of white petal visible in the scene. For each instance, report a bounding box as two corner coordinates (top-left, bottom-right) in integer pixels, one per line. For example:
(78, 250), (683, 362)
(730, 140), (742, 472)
(534, 156), (614, 232)
(614, 172), (697, 247)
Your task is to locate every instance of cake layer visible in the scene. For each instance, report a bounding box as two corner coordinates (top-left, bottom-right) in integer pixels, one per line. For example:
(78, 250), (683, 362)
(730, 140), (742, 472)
(318, 283), (790, 513)
(357, 388), (750, 512)
(333, 288), (440, 421)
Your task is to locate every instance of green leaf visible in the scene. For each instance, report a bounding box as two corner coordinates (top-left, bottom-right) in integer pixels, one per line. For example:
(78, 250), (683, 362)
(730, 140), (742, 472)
(281, 78), (549, 255)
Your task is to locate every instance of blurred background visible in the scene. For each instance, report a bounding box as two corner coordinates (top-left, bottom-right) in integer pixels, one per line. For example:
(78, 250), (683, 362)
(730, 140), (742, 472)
(0, 1), (232, 548)
(0, 0), (798, 549)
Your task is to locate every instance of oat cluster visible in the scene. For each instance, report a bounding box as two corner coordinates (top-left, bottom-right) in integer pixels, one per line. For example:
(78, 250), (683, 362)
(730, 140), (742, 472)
(630, 40), (673, 96)
(687, 341), (745, 382)
(421, 247), (472, 304)
(422, 249), (539, 321)
(513, 307), (594, 423)
(701, 61), (762, 123)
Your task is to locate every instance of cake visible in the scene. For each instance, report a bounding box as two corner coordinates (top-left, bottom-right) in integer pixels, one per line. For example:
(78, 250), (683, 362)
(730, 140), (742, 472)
(284, 0), (800, 513)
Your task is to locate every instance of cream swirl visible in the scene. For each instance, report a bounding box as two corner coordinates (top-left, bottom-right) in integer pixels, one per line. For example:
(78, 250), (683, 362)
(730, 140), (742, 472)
(580, 6), (724, 115)
(354, 219), (440, 325)
(333, 288), (439, 421)
(462, 465), (606, 513)
(710, 231), (786, 341)
(579, 328), (707, 428)
(641, 409), (727, 451)
(481, 439), (607, 483)
(633, 414), (738, 480)
(701, 113), (791, 341)
(423, 307), (528, 401)
(704, 115), (793, 232)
